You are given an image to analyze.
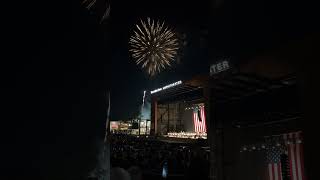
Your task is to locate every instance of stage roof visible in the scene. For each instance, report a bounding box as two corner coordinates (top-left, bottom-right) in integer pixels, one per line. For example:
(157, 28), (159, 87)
(151, 72), (296, 104)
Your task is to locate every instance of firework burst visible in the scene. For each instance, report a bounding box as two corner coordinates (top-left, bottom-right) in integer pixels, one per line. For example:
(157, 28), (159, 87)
(129, 18), (179, 76)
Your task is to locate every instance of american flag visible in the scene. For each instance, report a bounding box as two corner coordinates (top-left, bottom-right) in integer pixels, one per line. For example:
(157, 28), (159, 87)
(266, 145), (284, 180)
(266, 132), (305, 180)
(283, 132), (305, 180)
(193, 105), (207, 133)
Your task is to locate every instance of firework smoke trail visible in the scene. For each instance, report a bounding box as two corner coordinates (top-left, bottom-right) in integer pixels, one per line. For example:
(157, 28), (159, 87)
(102, 91), (111, 180)
(81, 0), (90, 4)
(104, 92), (111, 143)
(142, 90), (146, 107)
(140, 90), (146, 121)
(87, 0), (96, 9)
(82, 0), (97, 9)
(90, 92), (111, 180)
(100, 4), (110, 23)
(129, 18), (179, 76)
(81, 0), (111, 24)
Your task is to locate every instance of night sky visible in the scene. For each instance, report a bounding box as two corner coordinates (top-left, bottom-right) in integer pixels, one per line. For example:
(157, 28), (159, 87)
(107, 0), (313, 120)
(2, 1), (314, 116)
(109, 0), (211, 119)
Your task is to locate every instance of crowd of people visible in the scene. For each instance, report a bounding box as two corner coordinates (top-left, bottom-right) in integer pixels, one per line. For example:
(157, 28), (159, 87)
(110, 134), (210, 180)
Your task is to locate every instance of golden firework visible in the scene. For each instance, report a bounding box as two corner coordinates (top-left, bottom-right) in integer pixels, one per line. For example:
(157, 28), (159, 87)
(129, 18), (179, 76)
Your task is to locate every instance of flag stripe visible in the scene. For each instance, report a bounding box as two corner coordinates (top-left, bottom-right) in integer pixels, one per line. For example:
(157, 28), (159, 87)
(194, 112), (196, 132)
(294, 133), (299, 180)
(283, 134), (292, 180)
(274, 164), (279, 180)
(269, 164), (273, 180)
(202, 106), (207, 132)
(193, 112), (197, 132)
(286, 134), (294, 180)
(279, 163), (283, 180)
(296, 142), (302, 180)
(201, 106), (207, 133)
(196, 111), (199, 132)
(200, 109), (202, 132)
(300, 138), (306, 180)
(195, 110), (197, 132)
(198, 111), (200, 132)
(195, 112), (198, 132)
(293, 133), (299, 180)
(198, 109), (202, 132)
(200, 107), (205, 132)
(290, 133), (298, 180)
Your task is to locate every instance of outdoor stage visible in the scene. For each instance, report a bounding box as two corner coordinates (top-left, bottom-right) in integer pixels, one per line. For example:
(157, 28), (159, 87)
(150, 79), (208, 139)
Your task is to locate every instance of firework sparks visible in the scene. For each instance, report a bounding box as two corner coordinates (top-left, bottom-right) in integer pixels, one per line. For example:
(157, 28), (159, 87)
(129, 18), (179, 76)
(81, 0), (110, 24)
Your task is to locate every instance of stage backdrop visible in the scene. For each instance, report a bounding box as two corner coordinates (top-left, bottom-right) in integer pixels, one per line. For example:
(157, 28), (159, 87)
(182, 106), (194, 132)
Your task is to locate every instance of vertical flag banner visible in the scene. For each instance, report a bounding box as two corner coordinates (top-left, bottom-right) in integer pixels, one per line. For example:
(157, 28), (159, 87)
(266, 145), (284, 180)
(283, 132), (305, 180)
(266, 132), (305, 180)
(193, 104), (207, 133)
